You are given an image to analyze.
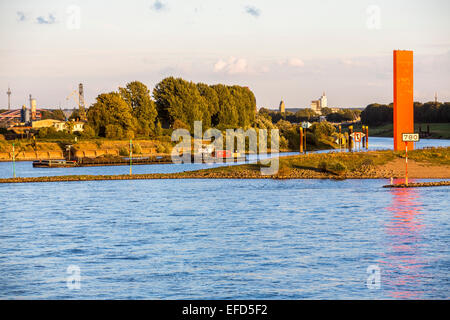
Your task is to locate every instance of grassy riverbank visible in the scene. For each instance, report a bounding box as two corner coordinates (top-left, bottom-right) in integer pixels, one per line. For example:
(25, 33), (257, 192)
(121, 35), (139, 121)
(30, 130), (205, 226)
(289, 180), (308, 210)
(184, 147), (450, 179)
(353, 123), (450, 139)
(1, 147), (449, 183)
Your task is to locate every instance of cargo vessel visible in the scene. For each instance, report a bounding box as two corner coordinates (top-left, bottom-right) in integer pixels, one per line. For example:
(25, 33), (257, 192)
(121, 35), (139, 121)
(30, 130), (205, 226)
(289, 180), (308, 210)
(32, 159), (78, 168)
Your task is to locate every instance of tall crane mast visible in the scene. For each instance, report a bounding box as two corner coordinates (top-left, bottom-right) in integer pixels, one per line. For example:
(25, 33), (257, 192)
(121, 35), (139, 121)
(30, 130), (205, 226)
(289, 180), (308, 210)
(78, 83), (87, 121)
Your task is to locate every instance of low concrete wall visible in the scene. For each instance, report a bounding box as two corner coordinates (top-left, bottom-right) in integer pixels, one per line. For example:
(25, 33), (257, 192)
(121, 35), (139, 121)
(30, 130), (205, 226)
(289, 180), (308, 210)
(74, 148), (156, 159)
(0, 147), (158, 161)
(0, 150), (64, 161)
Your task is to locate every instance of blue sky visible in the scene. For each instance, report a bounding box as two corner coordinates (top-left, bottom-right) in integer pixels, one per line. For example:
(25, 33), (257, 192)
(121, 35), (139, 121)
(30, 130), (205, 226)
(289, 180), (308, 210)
(0, 0), (449, 109)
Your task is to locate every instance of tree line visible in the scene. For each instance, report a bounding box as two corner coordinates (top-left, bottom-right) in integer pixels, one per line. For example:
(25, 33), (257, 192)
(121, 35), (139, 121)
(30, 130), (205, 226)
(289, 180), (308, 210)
(361, 102), (450, 126)
(258, 107), (361, 124)
(84, 78), (256, 139)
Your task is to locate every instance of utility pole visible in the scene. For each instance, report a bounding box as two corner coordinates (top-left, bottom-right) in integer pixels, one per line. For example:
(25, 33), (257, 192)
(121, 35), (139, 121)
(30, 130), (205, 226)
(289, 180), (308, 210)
(304, 128), (307, 154)
(129, 139), (133, 175)
(12, 143), (16, 178)
(402, 133), (419, 186)
(365, 126), (369, 149)
(7, 86), (11, 110)
(348, 126), (353, 152)
(299, 127), (303, 153)
(405, 142), (408, 185)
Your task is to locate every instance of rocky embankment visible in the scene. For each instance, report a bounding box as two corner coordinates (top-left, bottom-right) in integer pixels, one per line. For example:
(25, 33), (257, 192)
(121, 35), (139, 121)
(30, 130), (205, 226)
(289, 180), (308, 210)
(384, 181), (450, 188)
(0, 165), (446, 184)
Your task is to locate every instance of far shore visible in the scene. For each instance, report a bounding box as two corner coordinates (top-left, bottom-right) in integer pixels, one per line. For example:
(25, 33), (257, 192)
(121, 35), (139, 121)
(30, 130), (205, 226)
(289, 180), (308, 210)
(1, 148), (449, 184)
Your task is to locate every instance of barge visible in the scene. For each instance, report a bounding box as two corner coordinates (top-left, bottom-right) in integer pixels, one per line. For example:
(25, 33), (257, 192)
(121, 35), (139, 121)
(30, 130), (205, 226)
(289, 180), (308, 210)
(33, 159), (78, 168)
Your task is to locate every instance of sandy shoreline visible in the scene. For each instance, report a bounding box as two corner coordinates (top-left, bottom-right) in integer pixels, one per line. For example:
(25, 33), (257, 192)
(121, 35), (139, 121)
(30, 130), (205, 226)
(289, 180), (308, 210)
(1, 148), (449, 184)
(1, 159), (449, 184)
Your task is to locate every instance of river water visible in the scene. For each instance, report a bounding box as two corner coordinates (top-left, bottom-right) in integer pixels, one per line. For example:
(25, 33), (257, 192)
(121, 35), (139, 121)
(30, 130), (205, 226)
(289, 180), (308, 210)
(1, 137), (450, 178)
(0, 137), (449, 299)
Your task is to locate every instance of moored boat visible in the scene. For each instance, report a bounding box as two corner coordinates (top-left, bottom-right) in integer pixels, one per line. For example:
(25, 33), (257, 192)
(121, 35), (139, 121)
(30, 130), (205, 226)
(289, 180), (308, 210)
(32, 159), (78, 168)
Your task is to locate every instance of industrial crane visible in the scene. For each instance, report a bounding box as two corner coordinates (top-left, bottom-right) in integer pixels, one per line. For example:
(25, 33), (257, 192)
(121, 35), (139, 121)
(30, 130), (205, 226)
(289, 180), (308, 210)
(66, 90), (80, 107)
(65, 87), (87, 121)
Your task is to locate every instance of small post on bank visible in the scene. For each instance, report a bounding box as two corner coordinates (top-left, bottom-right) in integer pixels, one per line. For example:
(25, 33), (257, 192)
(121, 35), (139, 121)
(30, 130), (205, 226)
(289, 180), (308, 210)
(304, 127), (307, 154)
(348, 126), (353, 152)
(12, 143), (16, 178)
(301, 122), (310, 154)
(129, 139), (133, 175)
(405, 141), (408, 185)
(362, 126), (366, 149)
(299, 127), (303, 153)
(339, 125), (342, 152)
(402, 133), (419, 186)
(365, 126), (369, 149)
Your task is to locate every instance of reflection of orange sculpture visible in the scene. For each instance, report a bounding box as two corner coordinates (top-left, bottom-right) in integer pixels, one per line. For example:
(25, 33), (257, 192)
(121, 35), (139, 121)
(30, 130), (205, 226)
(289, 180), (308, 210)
(393, 50), (414, 151)
(383, 184), (425, 299)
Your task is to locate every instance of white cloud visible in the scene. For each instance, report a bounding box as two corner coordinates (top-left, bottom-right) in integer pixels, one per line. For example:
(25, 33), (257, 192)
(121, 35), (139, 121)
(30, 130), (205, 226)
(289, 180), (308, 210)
(340, 58), (372, 67)
(277, 58), (305, 67)
(287, 58), (304, 67)
(341, 59), (355, 65)
(213, 57), (249, 74)
(213, 59), (227, 72)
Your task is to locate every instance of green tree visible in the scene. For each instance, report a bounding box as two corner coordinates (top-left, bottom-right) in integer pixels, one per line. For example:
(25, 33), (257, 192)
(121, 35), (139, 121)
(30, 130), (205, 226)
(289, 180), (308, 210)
(211, 84), (239, 129)
(361, 103), (393, 125)
(197, 82), (219, 128)
(41, 109), (66, 121)
(87, 92), (136, 137)
(310, 122), (336, 146)
(229, 85), (256, 128)
(81, 124), (95, 138)
(153, 77), (205, 131)
(155, 120), (163, 136)
(69, 109), (80, 121)
(105, 124), (124, 139)
(119, 81), (157, 135)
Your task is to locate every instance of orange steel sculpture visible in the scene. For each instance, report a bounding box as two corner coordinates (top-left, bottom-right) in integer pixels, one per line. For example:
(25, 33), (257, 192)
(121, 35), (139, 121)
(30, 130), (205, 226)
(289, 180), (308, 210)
(393, 50), (414, 151)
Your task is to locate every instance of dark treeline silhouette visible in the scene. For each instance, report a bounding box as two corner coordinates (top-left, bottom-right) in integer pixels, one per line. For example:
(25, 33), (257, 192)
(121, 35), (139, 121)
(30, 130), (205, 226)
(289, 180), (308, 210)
(361, 102), (450, 125)
(259, 108), (317, 123)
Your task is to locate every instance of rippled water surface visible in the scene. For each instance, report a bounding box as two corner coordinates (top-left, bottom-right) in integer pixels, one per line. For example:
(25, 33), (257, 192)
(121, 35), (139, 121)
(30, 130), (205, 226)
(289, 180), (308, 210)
(1, 137), (449, 179)
(1, 178), (448, 299)
(1, 137), (449, 299)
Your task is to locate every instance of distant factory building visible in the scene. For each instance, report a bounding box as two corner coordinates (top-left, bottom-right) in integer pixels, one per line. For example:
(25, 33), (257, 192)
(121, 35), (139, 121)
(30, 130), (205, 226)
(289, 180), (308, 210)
(0, 94), (43, 127)
(279, 100), (285, 113)
(55, 120), (85, 133)
(31, 119), (63, 129)
(21, 105), (30, 123)
(0, 108), (42, 126)
(311, 92), (327, 114)
(30, 98), (37, 121)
